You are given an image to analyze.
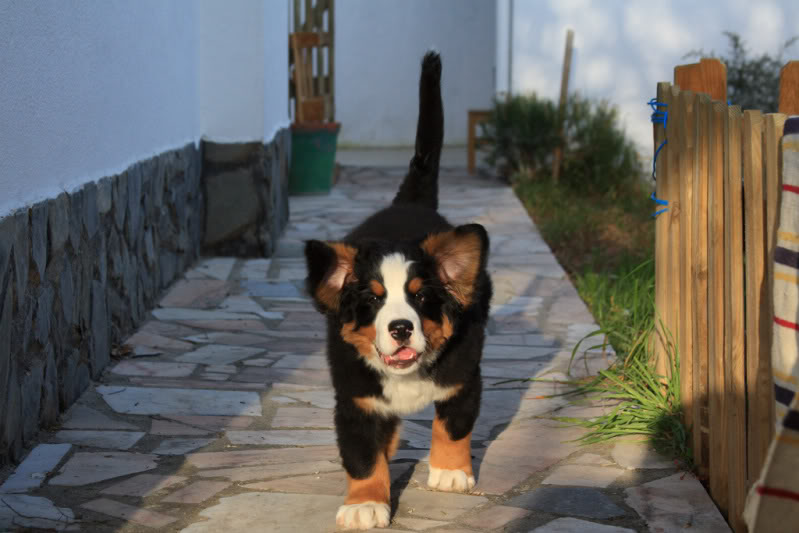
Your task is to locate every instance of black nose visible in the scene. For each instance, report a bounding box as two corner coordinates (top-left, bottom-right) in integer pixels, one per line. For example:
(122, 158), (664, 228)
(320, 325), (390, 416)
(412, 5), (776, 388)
(389, 319), (413, 342)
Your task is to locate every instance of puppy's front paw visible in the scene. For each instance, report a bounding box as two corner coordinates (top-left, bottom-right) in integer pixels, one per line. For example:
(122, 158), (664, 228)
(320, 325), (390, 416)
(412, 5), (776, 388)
(427, 466), (476, 493)
(336, 501), (390, 530)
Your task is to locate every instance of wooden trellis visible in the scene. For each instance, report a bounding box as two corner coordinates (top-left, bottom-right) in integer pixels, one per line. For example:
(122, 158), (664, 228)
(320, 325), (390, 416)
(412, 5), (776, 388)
(290, 0), (335, 122)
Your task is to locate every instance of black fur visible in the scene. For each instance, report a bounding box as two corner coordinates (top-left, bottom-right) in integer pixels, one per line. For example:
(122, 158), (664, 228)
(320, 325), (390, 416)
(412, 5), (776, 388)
(304, 51), (492, 484)
(393, 51), (444, 211)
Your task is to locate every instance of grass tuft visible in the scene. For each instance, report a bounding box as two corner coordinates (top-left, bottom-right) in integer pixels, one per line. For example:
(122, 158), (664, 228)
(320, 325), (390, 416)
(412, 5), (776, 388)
(511, 171), (693, 470)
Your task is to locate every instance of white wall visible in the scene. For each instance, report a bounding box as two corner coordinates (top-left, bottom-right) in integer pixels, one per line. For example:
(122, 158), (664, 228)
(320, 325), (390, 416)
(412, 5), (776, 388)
(0, 0), (200, 218)
(0, 0), (290, 219)
(507, 0), (799, 152)
(198, 0), (290, 143)
(264, 0), (291, 142)
(199, 0), (266, 142)
(335, 0), (496, 147)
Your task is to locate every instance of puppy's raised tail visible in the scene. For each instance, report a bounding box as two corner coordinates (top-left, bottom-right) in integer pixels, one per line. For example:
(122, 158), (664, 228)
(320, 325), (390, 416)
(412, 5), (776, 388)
(393, 51), (443, 211)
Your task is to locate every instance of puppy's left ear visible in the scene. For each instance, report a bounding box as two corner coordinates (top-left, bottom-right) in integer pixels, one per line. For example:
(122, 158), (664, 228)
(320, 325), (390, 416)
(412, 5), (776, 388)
(304, 240), (358, 312)
(421, 223), (489, 306)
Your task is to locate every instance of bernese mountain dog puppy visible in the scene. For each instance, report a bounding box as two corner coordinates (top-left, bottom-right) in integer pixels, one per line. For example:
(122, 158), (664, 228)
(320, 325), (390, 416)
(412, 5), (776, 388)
(304, 51), (492, 530)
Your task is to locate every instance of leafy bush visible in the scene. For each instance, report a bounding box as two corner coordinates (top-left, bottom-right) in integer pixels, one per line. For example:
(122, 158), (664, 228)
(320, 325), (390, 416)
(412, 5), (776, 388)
(480, 94), (558, 176)
(559, 97), (642, 194)
(481, 93), (642, 195)
(685, 31), (797, 112)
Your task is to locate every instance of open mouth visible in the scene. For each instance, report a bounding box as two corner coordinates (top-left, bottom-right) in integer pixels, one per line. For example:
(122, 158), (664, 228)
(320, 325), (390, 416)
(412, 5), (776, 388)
(381, 346), (419, 369)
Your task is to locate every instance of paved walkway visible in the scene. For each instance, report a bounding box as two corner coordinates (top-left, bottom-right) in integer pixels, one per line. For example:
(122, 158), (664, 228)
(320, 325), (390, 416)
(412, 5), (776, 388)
(0, 166), (730, 532)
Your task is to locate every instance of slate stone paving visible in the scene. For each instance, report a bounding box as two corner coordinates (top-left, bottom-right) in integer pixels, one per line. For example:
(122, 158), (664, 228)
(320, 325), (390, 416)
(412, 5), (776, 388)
(0, 166), (731, 532)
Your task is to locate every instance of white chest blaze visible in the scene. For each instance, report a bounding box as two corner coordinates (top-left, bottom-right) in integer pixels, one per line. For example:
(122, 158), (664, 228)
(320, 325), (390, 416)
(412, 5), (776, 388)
(374, 253), (426, 357)
(371, 374), (458, 416)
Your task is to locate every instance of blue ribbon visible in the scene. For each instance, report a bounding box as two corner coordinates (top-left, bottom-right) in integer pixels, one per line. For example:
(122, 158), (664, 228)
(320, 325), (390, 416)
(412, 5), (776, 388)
(650, 191), (668, 218)
(648, 98), (669, 217)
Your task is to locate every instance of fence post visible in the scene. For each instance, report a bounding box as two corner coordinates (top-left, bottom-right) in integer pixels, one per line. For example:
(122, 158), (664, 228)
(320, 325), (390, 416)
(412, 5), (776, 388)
(779, 61), (799, 114)
(656, 84), (683, 382)
(674, 58), (728, 102)
(552, 29), (574, 183)
(653, 82), (672, 378)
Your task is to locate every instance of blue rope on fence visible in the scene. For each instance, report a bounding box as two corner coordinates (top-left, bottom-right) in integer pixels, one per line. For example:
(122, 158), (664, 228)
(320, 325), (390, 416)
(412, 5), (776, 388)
(648, 98), (669, 217)
(650, 191), (668, 218)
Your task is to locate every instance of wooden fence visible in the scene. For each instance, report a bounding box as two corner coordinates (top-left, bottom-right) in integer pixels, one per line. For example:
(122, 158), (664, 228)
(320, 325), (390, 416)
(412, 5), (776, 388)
(653, 59), (798, 532)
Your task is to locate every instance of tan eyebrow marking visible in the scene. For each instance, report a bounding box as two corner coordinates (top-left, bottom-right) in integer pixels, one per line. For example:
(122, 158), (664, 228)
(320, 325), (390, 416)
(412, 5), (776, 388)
(370, 280), (385, 296)
(408, 277), (423, 294)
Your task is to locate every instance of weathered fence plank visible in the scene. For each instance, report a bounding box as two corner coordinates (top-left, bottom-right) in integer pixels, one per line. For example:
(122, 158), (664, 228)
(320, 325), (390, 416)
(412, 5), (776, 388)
(653, 82), (671, 375)
(674, 58), (727, 102)
(707, 99), (729, 514)
(723, 105), (746, 533)
(743, 109), (772, 490)
(691, 93), (711, 471)
(661, 84), (683, 381)
(678, 90), (696, 435)
(779, 61), (799, 114)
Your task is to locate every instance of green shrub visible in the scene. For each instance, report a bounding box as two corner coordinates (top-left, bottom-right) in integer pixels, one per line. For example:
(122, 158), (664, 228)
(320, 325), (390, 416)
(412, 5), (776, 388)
(481, 94), (558, 175)
(481, 94), (642, 195)
(559, 97), (641, 194)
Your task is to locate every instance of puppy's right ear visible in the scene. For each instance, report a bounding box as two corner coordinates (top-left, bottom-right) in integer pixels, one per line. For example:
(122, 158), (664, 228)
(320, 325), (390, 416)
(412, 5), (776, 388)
(304, 240), (358, 312)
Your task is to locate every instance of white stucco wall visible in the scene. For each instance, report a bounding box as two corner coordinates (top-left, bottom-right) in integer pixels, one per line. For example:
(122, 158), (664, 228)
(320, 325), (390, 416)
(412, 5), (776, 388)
(507, 0), (799, 151)
(264, 0), (291, 142)
(0, 0), (200, 218)
(198, 0), (290, 143)
(335, 0), (496, 147)
(0, 0), (290, 219)
(198, 0), (266, 143)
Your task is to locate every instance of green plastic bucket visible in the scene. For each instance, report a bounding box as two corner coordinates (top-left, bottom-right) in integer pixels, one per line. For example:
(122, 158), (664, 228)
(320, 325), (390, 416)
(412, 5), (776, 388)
(288, 122), (341, 195)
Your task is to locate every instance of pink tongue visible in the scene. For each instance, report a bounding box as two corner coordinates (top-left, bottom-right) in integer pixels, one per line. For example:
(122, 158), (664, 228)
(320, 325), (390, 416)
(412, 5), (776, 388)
(395, 347), (418, 361)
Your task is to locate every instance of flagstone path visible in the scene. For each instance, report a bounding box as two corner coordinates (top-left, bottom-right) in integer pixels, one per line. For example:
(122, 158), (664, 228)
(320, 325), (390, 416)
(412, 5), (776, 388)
(0, 166), (730, 532)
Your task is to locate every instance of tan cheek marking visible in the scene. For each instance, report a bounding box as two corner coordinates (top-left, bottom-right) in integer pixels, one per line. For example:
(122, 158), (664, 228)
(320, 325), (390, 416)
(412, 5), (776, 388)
(344, 452), (390, 505)
(341, 322), (377, 358)
(429, 415), (472, 475)
(408, 277), (423, 294)
(370, 280), (385, 297)
(422, 315), (453, 351)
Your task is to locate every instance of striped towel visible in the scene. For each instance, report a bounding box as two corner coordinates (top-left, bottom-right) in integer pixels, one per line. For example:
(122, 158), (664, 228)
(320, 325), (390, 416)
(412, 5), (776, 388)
(744, 116), (799, 531)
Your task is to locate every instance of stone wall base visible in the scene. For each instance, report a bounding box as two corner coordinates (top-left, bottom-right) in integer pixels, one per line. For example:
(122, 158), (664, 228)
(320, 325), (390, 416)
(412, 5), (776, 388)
(0, 130), (291, 464)
(202, 128), (290, 257)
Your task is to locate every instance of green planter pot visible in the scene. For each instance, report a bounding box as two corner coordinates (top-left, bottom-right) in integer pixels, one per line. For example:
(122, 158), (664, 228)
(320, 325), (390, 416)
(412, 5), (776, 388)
(288, 122), (341, 195)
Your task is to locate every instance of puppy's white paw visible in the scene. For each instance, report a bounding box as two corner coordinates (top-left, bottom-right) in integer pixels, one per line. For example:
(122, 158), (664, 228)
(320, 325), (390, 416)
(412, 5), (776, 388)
(335, 501), (390, 530)
(427, 466), (476, 492)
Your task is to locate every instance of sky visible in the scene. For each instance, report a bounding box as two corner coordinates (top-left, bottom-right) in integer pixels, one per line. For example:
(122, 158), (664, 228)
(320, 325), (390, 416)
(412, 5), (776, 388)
(509, 0), (799, 151)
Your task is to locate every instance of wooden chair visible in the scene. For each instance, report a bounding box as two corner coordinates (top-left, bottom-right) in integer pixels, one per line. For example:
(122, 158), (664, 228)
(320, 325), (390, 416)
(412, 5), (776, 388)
(290, 32), (331, 122)
(467, 109), (491, 173)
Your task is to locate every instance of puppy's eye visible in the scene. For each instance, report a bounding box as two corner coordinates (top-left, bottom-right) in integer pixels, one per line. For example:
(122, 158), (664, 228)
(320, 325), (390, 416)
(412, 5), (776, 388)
(367, 294), (380, 305)
(415, 292), (425, 304)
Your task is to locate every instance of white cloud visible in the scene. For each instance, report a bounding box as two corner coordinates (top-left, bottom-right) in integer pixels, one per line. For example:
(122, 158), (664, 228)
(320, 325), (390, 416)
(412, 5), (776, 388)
(744, 2), (784, 54)
(584, 57), (613, 91)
